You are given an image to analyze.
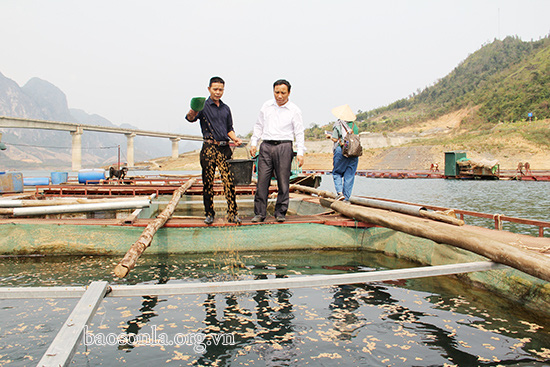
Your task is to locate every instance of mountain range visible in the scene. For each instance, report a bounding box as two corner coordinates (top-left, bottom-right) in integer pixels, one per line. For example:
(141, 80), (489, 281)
(0, 72), (198, 170)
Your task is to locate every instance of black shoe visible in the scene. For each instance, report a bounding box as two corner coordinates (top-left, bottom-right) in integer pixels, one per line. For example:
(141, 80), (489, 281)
(251, 215), (265, 223)
(227, 215), (242, 224)
(204, 215), (214, 225)
(275, 215), (286, 223)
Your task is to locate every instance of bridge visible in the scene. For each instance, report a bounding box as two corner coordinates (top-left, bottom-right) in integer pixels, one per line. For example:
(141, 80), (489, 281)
(0, 116), (203, 170)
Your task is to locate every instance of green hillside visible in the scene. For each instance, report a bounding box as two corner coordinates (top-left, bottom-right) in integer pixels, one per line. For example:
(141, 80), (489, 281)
(354, 36), (550, 132)
(304, 35), (550, 140)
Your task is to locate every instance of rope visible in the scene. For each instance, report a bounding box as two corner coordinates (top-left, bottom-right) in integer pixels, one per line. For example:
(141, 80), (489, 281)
(493, 214), (503, 230)
(516, 243), (550, 254)
(291, 173), (316, 186)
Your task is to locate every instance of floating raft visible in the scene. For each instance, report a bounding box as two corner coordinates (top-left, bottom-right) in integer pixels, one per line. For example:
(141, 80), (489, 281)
(1, 181), (549, 307)
(303, 169), (550, 180)
(2, 181), (550, 366)
(32, 174), (318, 196)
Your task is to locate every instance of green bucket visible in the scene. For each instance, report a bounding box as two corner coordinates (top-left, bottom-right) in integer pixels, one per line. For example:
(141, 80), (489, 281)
(190, 97), (206, 112)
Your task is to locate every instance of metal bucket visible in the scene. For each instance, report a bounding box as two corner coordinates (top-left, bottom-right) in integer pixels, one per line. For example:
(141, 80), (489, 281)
(228, 159), (254, 185)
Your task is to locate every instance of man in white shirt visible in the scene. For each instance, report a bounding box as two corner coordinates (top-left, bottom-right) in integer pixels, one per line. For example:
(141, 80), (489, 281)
(249, 79), (305, 222)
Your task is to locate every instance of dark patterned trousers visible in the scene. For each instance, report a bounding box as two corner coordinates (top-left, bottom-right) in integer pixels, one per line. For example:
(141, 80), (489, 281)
(199, 143), (237, 217)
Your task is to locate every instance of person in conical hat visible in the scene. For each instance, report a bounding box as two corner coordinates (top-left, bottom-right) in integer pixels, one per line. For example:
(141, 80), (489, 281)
(327, 104), (359, 201)
(331, 104), (356, 122)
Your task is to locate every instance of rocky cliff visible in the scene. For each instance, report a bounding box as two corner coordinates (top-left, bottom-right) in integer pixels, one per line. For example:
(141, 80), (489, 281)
(0, 72), (167, 170)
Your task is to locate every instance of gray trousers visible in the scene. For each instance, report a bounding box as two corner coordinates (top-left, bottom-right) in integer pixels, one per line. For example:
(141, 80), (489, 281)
(254, 141), (293, 218)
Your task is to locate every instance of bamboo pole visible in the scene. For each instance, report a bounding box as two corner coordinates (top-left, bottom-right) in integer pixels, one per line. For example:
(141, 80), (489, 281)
(114, 178), (196, 278)
(320, 198), (550, 282)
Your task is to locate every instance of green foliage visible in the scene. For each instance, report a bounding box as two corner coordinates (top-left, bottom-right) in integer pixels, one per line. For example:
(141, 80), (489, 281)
(305, 123), (332, 140)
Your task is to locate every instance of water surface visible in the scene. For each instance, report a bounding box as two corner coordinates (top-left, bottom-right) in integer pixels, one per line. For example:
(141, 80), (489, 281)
(1, 252), (549, 366)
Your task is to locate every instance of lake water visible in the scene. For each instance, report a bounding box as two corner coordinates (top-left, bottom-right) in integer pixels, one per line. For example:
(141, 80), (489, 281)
(319, 175), (550, 237)
(1, 172), (549, 366)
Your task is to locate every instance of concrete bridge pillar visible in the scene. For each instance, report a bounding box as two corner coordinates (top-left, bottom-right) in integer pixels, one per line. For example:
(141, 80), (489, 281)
(170, 138), (180, 159)
(71, 127), (83, 171)
(126, 133), (136, 168)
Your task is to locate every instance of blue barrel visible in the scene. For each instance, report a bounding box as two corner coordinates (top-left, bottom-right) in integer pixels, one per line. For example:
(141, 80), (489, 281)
(23, 177), (50, 186)
(51, 172), (68, 185)
(78, 169), (106, 184)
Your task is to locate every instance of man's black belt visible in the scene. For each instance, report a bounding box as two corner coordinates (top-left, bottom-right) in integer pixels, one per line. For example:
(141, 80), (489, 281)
(204, 139), (229, 146)
(263, 140), (292, 145)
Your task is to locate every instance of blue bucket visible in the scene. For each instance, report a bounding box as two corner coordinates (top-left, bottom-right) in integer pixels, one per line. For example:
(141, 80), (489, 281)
(51, 172), (68, 185)
(78, 169), (106, 184)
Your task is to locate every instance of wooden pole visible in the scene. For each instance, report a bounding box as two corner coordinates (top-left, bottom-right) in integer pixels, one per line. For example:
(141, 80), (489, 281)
(320, 198), (550, 282)
(418, 209), (464, 226)
(290, 184), (336, 199)
(290, 184), (463, 226)
(114, 178), (196, 278)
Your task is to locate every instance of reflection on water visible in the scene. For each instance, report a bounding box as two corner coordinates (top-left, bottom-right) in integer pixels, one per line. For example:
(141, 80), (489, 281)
(1, 252), (549, 366)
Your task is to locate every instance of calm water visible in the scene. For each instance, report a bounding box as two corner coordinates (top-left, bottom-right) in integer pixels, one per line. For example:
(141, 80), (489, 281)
(319, 175), (550, 237)
(1, 171), (549, 366)
(1, 252), (550, 366)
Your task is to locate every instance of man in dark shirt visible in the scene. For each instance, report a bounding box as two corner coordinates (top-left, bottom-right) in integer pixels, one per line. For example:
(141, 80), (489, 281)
(186, 76), (242, 225)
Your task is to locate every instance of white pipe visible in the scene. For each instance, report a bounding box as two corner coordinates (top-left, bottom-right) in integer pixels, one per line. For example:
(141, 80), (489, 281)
(0, 200), (25, 207)
(11, 199), (151, 216)
(0, 196), (152, 208)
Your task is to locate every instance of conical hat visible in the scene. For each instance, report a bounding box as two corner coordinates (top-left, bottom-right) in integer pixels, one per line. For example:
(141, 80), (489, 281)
(331, 104), (356, 121)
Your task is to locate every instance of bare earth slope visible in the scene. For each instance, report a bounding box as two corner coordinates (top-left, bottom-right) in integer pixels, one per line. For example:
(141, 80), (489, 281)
(145, 110), (550, 171)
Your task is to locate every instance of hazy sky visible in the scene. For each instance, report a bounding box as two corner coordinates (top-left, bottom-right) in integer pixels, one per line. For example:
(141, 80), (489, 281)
(2, 0), (549, 138)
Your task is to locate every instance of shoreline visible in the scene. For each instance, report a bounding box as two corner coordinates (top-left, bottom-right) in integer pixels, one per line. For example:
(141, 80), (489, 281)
(144, 146), (550, 172)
